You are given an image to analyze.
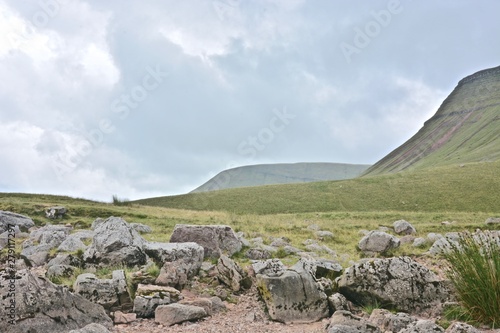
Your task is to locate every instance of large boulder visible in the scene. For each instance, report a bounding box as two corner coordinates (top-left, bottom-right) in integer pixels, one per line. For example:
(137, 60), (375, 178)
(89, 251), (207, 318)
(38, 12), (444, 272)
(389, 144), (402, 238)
(369, 309), (416, 333)
(58, 230), (94, 252)
(393, 220), (417, 235)
(338, 256), (451, 313)
(0, 210), (35, 233)
(358, 231), (400, 254)
(216, 254), (252, 292)
(155, 303), (207, 326)
(256, 259), (329, 323)
(144, 242), (204, 289)
(21, 225), (71, 256)
(133, 284), (182, 318)
(170, 224), (242, 259)
(73, 270), (132, 312)
(0, 270), (112, 333)
(83, 217), (146, 267)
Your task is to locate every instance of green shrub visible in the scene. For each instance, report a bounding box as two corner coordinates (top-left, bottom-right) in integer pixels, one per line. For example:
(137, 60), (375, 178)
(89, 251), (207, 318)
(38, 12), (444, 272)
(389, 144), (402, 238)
(441, 231), (500, 328)
(112, 195), (131, 206)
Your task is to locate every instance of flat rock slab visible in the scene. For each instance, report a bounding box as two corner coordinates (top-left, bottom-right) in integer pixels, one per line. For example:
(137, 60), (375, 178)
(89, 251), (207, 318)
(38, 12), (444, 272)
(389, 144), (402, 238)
(155, 303), (207, 326)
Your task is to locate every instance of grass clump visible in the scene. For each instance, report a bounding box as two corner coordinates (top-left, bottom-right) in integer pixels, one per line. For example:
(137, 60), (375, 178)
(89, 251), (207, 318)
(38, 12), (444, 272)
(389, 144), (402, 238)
(112, 194), (131, 206)
(441, 230), (500, 328)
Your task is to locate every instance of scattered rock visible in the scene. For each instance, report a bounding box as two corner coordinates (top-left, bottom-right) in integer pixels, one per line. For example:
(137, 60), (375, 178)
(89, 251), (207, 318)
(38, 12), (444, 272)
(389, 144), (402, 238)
(358, 231), (400, 254)
(58, 230), (94, 252)
(393, 220), (417, 235)
(46, 264), (77, 280)
(445, 322), (481, 333)
(0, 270), (112, 333)
(45, 206), (67, 219)
(47, 253), (83, 269)
(251, 259), (286, 276)
(427, 233), (443, 242)
(399, 319), (444, 332)
(73, 270), (132, 312)
(328, 293), (352, 312)
(269, 236), (290, 247)
(307, 224), (321, 231)
(130, 223), (153, 234)
(338, 256), (451, 313)
(68, 323), (111, 333)
(21, 225), (71, 256)
(133, 284), (182, 318)
(412, 237), (427, 248)
(315, 230), (334, 240)
(217, 254), (252, 292)
(179, 298), (213, 316)
(428, 233), (460, 255)
(245, 248), (272, 260)
(83, 217), (146, 267)
(327, 310), (381, 333)
(256, 259), (329, 323)
(155, 303), (207, 326)
(369, 309), (416, 333)
(170, 224), (242, 259)
(112, 311), (136, 324)
(0, 210), (35, 233)
(485, 217), (500, 225)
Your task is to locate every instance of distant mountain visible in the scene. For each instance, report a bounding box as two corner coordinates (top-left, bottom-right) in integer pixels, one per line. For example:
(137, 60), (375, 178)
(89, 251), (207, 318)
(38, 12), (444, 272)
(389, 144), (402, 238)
(191, 163), (371, 193)
(365, 65), (500, 176)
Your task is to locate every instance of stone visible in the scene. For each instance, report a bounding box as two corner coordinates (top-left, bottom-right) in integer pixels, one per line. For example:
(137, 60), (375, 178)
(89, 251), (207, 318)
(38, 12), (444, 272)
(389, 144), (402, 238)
(209, 296), (226, 314)
(256, 259), (329, 323)
(315, 230), (334, 240)
(412, 237), (427, 247)
(169, 224), (242, 259)
(21, 225), (71, 256)
(145, 242), (204, 289)
(399, 319), (444, 332)
(130, 222), (153, 233)
(47, 253), (82, 269)
(179, 298), (213, 316)
(328, 293), (351, 312)
(485, 217), (500, 225)
(58, 230), (94, 252)
(0, 270), (112, 333)
(133, 284), (181, 318)
(251, 259), (286, 276)
(369, 309), (416, 332)
(393, 220), (417, 235)
(113, 311), (136, 324)
(427, 233), (443, 242)
(245, 248), (272, 260)
(0, 210), (35, 233)
(338, 256), (451, 313)
(216, 254), (252, 292)
(327, 310), (381, 333)
(155, 303), (207, 326)
(445, 322), (481, 333)
(68, 323), (111, 333)
(269, 236), (290, 247)
(428, 233), (460, 255)
(358, 231), (400, 254)
(46, 264), (77, 280)
(45, 206), (67, 219)
(305, 243), (336, 256)
(73, 270), (132, 312)
(83, 217), (146, 267)
(307, 224), (321, 231)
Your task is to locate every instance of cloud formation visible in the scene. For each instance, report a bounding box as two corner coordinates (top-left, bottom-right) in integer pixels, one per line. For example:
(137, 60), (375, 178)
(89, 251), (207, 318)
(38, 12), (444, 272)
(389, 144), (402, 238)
(1, 0), (499, 201)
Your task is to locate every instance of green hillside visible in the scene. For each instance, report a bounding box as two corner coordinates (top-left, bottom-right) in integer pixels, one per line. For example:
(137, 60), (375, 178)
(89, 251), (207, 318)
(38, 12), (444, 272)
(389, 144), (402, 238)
(191, 162), (370, 193)
(365, 66), (500, 176)
(134, 160), (500, 214)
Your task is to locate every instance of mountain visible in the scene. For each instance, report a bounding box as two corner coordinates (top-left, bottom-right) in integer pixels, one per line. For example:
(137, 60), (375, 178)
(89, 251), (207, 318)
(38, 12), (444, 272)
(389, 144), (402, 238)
(190, 162), (371, 192)
(365, 65), (500, 176)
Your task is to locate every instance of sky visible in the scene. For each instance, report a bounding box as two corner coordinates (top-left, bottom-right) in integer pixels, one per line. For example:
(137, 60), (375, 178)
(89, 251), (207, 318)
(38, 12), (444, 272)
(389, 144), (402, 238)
(0, 0), (499, 201)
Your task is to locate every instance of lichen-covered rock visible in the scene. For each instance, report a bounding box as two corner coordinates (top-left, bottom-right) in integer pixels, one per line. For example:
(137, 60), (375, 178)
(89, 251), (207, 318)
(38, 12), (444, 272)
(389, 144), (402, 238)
(399, 319), (445, 332)
(216, 254), (252, 292)
(57, 230), (94, 252)
(133, 284), (182, 318)
(0, 270), (112, 333)
(358, 231), (400, 254)
(338, 256), (451, 313)
(73, 270), (132, 312)
(68, 323), (111, 333)
(169, 224), (242, 259)
(369, 309), (416, 332)
(130, 223), (153, 233)
(328, 293), (351, 313)
(45, 206), (67, 219)
(83, 217), (146, 267)
(21, 225), (71, 256)
(0, 210), (35, 233)
(155, 303), (207, 326)
(393, 220), (417, 235)
(256, 259), (329, 323)
(327, 310), (381, 333)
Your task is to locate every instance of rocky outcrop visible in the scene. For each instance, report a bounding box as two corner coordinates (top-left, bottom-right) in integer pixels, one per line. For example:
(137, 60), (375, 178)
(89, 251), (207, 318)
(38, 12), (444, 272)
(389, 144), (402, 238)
(256, 259), (329, 323)
(21, 225), (71, 256)
(0, 270), (112, 333)
(0, 210), (35, 232)
(73, 270), (132, 312)
(155, 303), (207, 326)
(83, 217), (146, 267)
(144, 241), (204, 289)
(216, 254), (252, 292)
(338, 256), (451, 313)
(170, 224), (242, 259)
(358, 231), (400, 254)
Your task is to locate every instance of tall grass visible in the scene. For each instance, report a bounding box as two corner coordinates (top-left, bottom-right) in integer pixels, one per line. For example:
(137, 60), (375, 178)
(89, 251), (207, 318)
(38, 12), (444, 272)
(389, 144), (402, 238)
(442, 231), (500, 328)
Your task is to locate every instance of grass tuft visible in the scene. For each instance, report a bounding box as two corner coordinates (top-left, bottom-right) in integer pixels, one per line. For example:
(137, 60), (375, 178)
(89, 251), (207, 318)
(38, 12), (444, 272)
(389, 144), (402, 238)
(441, 231), (500, 328)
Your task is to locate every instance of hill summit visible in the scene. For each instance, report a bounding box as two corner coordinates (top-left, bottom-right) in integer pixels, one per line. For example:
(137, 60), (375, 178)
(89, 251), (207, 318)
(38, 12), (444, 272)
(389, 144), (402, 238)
(365, 65), (500, 176)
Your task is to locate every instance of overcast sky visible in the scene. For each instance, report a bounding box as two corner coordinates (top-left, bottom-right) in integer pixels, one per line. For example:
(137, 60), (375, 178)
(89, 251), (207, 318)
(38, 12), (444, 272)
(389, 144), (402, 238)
(0, 0), (499, 201)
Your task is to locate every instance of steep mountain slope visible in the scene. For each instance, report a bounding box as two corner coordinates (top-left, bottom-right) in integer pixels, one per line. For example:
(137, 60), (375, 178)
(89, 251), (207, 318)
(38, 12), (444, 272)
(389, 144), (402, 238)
(191, 163), (370, 192)
(365, 66), (500, 176)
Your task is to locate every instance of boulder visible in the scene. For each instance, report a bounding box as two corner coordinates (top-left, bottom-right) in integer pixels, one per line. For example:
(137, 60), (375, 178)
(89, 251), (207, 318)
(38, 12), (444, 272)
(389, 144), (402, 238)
(328, 293), (351, 313)
(179, 298), (213, 316)
(327, 310), (381, 333)
(245, 248), (272, 260)
(428, 233), (460, 255)
(216, 254), (252, 292)
(169, 224), (242, 259)
(130, 223), (153, 233)
(73, 270), (132, 312)
(369, 309), (416, 332)
(252, 259), (286, 276)
(46, 264), (77, 280)
(485, 217), (500, 225)
(445, 322), (481, 333)
(315, 230), (334, 240)
(68, 323), (111, 333)
(399, 319), (444, 332)
(0, 210), (35, 233)
(412, 237), (427, 248)
(358, 231), (400, 254)
(0, 270), (112, 333)
(45, 206), (67, 219)
(133, 284), (182, 318)
(256, 259), (329, 323)
(144, 242), (204, 289)
(393, 220), (417, 235)
(113, 311), (136, 324)
(338, 256), (451, 313)
(155, 303), (207, 326)
(47, 253), (83, 269)
(21, 225), (71, 256)
(83, 217), (146, 267)
(58, 230), (94, 252)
